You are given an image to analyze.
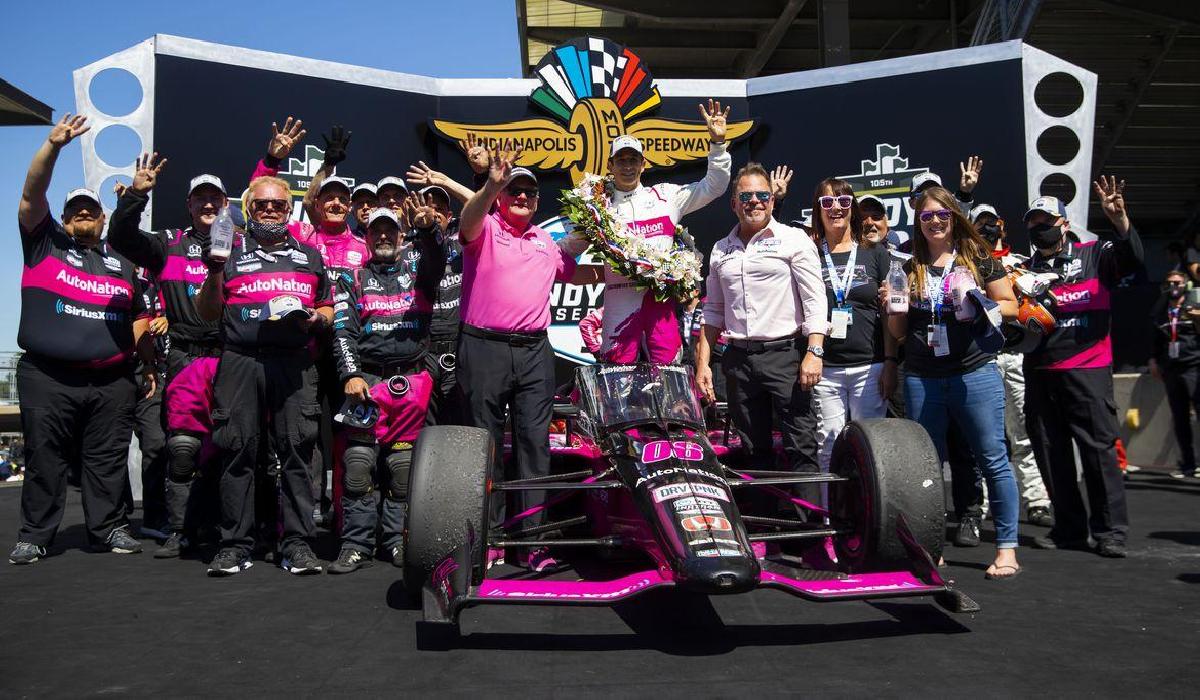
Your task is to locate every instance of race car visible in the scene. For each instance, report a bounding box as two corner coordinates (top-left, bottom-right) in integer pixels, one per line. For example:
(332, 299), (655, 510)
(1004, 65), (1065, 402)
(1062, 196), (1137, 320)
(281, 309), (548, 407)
(403, 363), (976, 633)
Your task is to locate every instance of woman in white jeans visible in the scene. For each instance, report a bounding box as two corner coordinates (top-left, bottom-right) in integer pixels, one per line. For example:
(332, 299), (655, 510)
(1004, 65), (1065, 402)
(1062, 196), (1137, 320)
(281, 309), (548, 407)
(809, 177), (898, 471)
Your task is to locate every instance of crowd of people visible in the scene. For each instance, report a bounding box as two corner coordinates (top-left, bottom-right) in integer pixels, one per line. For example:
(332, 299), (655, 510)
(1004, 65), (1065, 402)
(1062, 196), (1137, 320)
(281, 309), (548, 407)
(9, 103), (1145, 582)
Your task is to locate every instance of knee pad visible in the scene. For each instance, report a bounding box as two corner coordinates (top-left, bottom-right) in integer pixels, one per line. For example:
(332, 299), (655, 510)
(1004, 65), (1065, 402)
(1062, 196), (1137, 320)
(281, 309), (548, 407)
(343, 445), (378, 497)
(166, 434), (202, 482)
(386, 450), (412, 501)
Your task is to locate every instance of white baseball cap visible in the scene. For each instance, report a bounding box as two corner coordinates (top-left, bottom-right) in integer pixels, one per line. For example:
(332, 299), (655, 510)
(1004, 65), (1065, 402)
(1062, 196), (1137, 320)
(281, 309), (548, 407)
(188, 174), (226, 196)
(318, 176), (353, 195)
(910, 172), (943, 196)
(609, 135), (644, 158)
(367, 207), (399, 228)
(376, 176), (409, 193)
(351, 182), (377, 199)
(858, 194), (887, 211)
(969, 203), (999, 223)
(419, 185), (451, 204)
(64, 187), (102, 209)
(1024, 195), (1067, 221)
(265, 295), (306, 321)
(506, 167), (539, 186)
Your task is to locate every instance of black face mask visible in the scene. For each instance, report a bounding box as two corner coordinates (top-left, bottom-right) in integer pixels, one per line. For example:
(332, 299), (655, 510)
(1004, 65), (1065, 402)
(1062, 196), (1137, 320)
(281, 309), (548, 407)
(978, 223), (1002, 246)
(247, 219), (289, 245)
(1028, 223), (1063, 251)
(1168, 286), (1186, 301)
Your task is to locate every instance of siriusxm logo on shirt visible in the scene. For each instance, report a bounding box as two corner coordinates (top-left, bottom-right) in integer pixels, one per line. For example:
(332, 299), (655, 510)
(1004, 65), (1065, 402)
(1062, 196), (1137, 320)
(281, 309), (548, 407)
(55, 299), (125, 321)
(240, 307), (263, 322)
(365, 319), (420, 333)
(233, 278), (313, 296)
(55, 270), (130, 297)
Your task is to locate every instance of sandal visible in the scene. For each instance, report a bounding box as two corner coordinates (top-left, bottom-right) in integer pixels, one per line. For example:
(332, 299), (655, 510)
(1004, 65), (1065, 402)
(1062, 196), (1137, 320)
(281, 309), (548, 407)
(985, 563), (1021, 580)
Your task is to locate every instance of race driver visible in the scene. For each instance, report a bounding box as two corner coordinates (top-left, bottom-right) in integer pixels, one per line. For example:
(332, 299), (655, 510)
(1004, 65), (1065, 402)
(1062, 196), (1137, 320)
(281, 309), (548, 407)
(10, 114), (155, 564)
(328, 204), (444, 573)
(560, 99), (732, 364)
(108, 153), (231, 559)
(1019, 180), (1143, 558)
(196, 173), (334, 576)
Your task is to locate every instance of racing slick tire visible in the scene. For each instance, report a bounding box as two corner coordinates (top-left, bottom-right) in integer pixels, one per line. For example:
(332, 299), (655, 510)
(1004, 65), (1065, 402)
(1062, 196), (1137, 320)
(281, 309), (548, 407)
(828, 418), (945, 572)
(404, 425), (493, 602)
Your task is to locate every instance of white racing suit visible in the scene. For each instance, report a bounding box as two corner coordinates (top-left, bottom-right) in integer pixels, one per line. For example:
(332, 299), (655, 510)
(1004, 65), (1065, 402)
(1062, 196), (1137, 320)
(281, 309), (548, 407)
(560, 142), (731, 363)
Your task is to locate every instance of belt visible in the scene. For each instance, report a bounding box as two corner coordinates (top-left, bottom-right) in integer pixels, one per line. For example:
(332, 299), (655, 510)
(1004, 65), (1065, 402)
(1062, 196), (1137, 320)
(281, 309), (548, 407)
(726, 335), (797, 353)
(171, 337), (221, 357)
(361, 359), (423, 377)
(429, 337), (457, 354)
(461, 323), (546, 347)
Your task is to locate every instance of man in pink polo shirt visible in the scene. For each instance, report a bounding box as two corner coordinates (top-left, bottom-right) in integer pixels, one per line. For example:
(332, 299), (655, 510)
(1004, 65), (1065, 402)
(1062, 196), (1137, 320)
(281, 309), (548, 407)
(458, 148), (575, 572)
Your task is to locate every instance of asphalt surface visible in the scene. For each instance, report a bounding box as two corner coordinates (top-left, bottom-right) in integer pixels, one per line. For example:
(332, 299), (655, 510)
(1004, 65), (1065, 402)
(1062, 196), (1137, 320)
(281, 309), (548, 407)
(0, 470), (1197, 697)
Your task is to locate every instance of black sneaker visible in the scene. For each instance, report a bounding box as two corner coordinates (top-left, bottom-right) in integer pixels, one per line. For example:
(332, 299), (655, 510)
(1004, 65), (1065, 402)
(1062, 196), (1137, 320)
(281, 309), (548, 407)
(390, 544), (405, 568)
(1027, 506), (1054, 528)
(154, 532), (186, 559)
(328, 547), (372, 574)
(9, 542), (46, 565)
(1096, 539), (1128, 558)
(1032, 535), (1090, 550)
(105, 526), (143, 554)
(953, 516), (982, 547)
(281, 544), (324, 575)
(208, 548), (253, 576)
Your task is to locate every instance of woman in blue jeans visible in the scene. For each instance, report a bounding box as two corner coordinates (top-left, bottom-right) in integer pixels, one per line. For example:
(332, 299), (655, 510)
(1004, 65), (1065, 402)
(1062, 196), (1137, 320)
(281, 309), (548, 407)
(885, 186), (1022, 579)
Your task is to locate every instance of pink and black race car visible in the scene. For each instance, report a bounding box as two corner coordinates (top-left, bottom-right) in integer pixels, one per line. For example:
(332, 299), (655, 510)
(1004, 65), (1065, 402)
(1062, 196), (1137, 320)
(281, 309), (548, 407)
(403, 363), (976, 635)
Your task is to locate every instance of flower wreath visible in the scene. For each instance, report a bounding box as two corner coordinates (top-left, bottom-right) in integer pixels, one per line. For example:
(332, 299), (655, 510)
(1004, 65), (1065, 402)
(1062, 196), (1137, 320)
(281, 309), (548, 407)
(559, 173), (702, 303)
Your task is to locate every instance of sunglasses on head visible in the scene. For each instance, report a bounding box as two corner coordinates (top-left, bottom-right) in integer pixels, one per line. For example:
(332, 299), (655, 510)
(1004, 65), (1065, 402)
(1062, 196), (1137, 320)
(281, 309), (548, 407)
(919, 209), (953, 223)
(737, 191), (772, 204)
(818, 195), (854, 210)
(252, 198), (290, 213)
(506, 186), (539, 199)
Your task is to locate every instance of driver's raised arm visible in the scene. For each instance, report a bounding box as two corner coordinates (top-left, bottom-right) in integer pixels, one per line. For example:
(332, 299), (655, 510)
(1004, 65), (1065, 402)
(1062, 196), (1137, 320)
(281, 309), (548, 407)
(671, 99), (732, 217)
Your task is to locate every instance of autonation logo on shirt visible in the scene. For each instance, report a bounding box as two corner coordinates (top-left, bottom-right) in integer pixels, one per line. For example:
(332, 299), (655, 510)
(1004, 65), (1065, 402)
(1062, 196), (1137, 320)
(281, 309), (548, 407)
(233, 278), (313, 297)
(55, 269), (129, 298)
(55, 299), (125, 322)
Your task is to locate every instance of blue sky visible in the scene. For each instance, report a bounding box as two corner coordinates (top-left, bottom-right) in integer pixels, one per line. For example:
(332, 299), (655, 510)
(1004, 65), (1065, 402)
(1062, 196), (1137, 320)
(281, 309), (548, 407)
(0, 0), (521, 351)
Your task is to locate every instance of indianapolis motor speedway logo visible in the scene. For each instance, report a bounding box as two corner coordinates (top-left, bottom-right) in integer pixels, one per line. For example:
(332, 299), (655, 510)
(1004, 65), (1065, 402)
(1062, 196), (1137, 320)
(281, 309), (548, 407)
(800, 143), (933, 228)
(431, 36), (755, 185)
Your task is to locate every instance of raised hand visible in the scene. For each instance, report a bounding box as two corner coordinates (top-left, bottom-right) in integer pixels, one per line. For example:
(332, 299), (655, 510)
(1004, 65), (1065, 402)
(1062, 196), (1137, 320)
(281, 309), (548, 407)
(487, 143), (522, 187)
(959, 155), (984, 193)
(770, 165), (793, 200)
(405, 192), (437, 229)
(321, 124), (351, 166)
(1093, 175), (1128, 225)
(463, 132), (490, 174)
(131, 152), (168, 194)
(268, 116), (306, 160)
(48, 113), (91, 148)
(405, 160), (444, 188)
(699, 99), (730, 144)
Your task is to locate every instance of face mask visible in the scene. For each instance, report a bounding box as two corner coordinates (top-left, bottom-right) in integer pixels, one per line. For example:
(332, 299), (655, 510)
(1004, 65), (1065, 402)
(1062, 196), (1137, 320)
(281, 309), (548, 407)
(1028, 223), (1063, 251)
(1168, 286), (1186, 301)
(247, 219), (289, 244)
(979, 223), (1002, 245)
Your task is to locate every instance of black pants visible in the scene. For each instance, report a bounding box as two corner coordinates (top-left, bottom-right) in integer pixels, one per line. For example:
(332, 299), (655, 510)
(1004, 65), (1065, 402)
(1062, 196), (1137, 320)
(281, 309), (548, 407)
(1163, 365), (1200, 473)
(947, 420), (985, 520)
(425, 338), (462, 426)
(16, 355), (136, 547)
(210, 350), (321, 555)
(722, 344), (819, 472)
(1025, 366), (1129, 544)
(134, 373), (167, 531)
(457, 331), (554, 529)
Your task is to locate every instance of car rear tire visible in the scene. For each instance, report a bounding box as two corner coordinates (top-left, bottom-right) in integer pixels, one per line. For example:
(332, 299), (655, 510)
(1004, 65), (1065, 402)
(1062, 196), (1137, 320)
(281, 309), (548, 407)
(828, 418), (945, 572)
(404, 425), (493, 602)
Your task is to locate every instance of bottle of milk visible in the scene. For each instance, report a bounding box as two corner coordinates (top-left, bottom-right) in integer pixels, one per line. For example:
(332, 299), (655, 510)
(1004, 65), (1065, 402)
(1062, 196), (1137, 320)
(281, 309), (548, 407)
(210, 206), (235, 259)
(886, 259), (909, 314)
(950, 265), (977, 321)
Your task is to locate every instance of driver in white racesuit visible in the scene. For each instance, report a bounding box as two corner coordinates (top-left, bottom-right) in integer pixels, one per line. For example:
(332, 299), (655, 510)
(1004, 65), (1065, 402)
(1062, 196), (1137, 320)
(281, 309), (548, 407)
(559, 100), (732, 364)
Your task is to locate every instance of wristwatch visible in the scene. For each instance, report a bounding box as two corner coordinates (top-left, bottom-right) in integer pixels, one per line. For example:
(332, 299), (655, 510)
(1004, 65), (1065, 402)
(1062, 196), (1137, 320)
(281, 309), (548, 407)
(806, 345), (825, 358)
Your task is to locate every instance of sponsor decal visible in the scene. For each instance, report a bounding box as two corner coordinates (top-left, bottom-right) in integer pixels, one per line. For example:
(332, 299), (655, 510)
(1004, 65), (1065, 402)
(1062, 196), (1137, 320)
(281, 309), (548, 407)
(365, 320), (420, 333)
(289, 250), (310, 265)
(362, 295), (416, 313)
(635, 465), (726, 488)
(102, 256), (121, 271)
(364, 277), (384, 292)
(694, 547), (742, 558)
(54, 270), (130, 298)
(235, 262), (263, 273)
(188, 243), (203, 257)
(1053, 288), (1091, 305)
(54, 299), (125, 322)
(334, 301), (349, 312)
(347, 250), (362, 265)
(240, 307), (262, 321)
(430, 36), (754, 186)
(680, 515), (732, 532)
(482, 577), (655, 600)
(671, 496), (724, 515)
(651, 482), (729, 503)
(640, 440), (705, 464)
(233, 277), (314, 296)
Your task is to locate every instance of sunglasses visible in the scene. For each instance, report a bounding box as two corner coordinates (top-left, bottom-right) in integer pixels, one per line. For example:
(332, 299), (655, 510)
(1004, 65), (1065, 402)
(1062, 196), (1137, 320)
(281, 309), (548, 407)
(1167, 279), (1187, 287)
(818, 195), (854, 210)
(507, 186), (539, 199)
(737, 191), (772, 204)
(252, 198), (290, 213)
(918, 209), (953, 223)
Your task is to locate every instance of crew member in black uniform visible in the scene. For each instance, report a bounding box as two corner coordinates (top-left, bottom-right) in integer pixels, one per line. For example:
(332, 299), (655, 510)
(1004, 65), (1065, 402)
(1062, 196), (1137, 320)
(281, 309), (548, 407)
(1020, 180), (1143, 558)
(9, 114), (155, 565)
(197, 174), (334, 576)
(327, 204), (444, 573)
(1149, 269), (1200, 479)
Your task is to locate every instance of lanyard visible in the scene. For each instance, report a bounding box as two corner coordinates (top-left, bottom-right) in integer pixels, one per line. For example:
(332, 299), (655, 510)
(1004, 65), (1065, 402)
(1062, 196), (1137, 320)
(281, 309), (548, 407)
(821, 240), (858, 307)
(924, 253), (956, 320)
(1170, 306), (1180, 343)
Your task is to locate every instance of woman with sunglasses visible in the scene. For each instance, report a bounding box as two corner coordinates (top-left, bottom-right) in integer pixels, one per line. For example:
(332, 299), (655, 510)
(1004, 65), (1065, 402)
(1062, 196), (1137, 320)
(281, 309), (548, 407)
(808, 178), (897, 472)
(885, 186), (1021, 580)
